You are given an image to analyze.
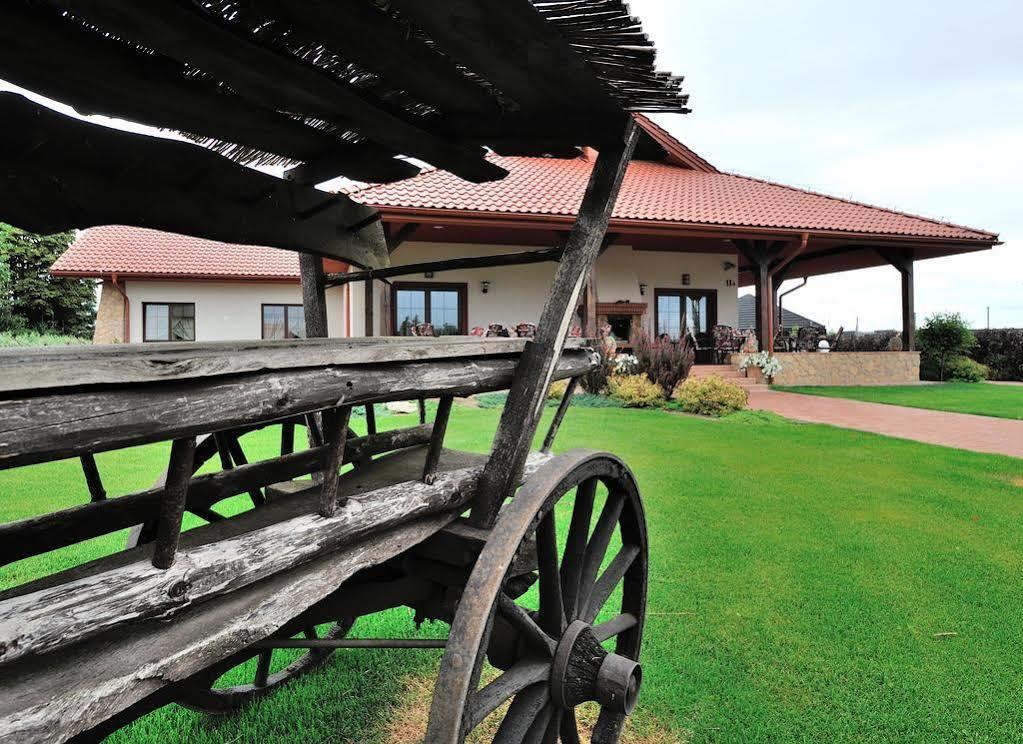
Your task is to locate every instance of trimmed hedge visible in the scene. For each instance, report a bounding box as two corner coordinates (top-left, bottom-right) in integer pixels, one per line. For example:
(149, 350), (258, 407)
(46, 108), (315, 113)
(834, 330), (900, 352)
(672, 376), (748, 417)
(971, 329), (1023, 381)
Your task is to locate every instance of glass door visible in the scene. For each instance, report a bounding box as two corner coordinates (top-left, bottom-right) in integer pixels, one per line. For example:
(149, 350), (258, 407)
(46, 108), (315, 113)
(655, 289), (718, 358)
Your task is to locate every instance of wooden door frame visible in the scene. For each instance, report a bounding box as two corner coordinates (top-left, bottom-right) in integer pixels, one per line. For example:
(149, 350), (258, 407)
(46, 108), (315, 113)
(389, 281), (469, 335)
(653, 288), (718, 339)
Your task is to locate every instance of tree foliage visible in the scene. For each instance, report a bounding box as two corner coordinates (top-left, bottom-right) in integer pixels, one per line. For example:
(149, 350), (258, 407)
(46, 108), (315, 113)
(917, 312), (976, 382)
(0, 224), (95, 338)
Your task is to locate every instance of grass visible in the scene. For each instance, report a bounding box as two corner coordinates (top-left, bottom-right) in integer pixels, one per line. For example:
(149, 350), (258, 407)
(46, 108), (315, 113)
(0, 331), (90, 347)
(3, 405), (1023, 742)
(778, 382), (1023, 420)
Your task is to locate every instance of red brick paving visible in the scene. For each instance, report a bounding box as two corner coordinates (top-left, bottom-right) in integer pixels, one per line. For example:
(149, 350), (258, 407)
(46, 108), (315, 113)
(748, 390), (1023, 460)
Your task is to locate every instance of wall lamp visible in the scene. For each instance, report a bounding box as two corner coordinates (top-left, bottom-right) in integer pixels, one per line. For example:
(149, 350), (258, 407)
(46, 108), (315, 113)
(682, 273), (692, 286)
(481, 280), (491, 294)
(722, 261), (737, 271)
(638, 282), (647, 296)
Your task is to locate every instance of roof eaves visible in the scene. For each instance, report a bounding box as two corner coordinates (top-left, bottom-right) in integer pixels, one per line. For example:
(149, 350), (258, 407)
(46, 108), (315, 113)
(633, 113), (718, 173)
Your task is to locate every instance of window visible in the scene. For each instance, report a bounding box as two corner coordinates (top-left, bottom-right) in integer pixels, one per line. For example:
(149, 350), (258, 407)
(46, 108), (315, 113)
(143, 302), (195, 342)
(391, 283), (467, 336)
(262, 304), (306, 339)
(654, 289), (717, 343)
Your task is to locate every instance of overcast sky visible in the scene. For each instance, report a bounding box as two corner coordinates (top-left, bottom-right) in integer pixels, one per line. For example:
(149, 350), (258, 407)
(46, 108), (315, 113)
(4, 2), (1019, 330)
(634, 0), (1022, 330)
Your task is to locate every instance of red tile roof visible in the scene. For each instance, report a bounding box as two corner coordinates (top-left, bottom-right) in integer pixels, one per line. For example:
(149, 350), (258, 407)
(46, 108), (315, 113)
(352, 155), (997, 242)
(51, 226), (300, 280)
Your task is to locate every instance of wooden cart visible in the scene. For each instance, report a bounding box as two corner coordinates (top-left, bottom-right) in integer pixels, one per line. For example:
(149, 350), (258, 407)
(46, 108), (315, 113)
(0, 2), (688, 741)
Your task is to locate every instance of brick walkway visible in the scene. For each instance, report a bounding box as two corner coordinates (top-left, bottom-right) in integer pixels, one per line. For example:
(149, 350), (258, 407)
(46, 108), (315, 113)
(748, 390), (1023, 459)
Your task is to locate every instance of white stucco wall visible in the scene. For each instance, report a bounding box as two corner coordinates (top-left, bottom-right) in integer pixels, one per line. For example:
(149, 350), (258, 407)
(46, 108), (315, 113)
(349, 241), (739, 336)
(123, 280), (346, 342)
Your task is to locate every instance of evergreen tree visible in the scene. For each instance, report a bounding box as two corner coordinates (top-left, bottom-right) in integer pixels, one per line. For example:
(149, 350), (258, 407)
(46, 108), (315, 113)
(0, 223), (95, 338)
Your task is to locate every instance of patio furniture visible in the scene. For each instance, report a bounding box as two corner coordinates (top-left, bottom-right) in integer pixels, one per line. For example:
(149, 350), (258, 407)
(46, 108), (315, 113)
(713, 324), (743, 363)
(485, 322), (510, 337)
(514, 322), (538, 338)
(410, 322), (436, 337)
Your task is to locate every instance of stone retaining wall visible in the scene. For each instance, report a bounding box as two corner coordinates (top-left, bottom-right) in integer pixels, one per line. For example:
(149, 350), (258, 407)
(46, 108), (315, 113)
(732, 352), (921, 386)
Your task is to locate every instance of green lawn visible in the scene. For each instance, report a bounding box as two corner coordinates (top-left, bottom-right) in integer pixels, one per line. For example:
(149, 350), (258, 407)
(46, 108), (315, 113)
(779, 382), (1023, 420)
(2, 406), (1023, 742)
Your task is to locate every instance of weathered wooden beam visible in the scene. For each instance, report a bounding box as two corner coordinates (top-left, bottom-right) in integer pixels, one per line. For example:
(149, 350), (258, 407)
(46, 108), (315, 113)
(0, 351), (597, 469)
(0, 425), (435, 567)
(0, 2), (416, 183)
(422, 396), (455, 485)
(325, 247), (563, 286)
(42, 0), (505, 182)
(0, 453), (554, 667)
(0, 337), (593, 394)
(245, 0), (499, 115)
(0, 94), (388, 268)
(365, 279), (375, 337)
(151, 437), (196, 569)
(300, 253), (330, 339)
(317, 407), (353, 518)
(470, 118), (640, 527)
(386, 222), (421, 255)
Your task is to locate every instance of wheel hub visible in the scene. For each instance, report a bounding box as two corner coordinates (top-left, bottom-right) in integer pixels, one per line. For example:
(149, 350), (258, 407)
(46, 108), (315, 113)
(549, 620), (642, 714)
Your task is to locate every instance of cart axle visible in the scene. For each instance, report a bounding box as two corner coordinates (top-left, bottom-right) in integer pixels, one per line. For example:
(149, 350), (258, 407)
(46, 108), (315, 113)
(254, 638), (447, 650)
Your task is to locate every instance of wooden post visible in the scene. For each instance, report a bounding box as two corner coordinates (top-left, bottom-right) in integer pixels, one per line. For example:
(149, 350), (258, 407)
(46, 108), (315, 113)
(422, 395), (454, 485)
(300, 253), (329, 338)
(584, 275), (598, 337)
(902, 260), (915, 351)
(365, 278), (375, 337)
(152, 436), (196, 569)
(469, 119), (640, 528)
(79, 453), (106, 502)
(757, 262), (774, 353)
(318, 406), (352, 518)
(542, 376), (579, 453)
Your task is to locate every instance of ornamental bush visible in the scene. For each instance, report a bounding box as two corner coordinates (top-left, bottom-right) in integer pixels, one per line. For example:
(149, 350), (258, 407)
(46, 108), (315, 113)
(971, 328), (1023, 381)
(917, 312), (976, 381)
(547, 379), (569, 400)
(673, 375), (748, 417)
(607, 373), (664, 408)
(922, 355), (989, 383)
(579, 338), (616, 395)
(631, 330), (695, 397)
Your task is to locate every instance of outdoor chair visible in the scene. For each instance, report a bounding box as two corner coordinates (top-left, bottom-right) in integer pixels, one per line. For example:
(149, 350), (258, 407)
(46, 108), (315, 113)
(514, 322), (538, 338)
(713, 324), (742, 363)
(410, 322), (435, 337)
(485, 323), (510, 337)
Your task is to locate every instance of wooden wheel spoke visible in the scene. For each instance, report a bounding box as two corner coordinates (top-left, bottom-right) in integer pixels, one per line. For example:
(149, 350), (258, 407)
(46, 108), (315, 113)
(497, 593), (556, 656)
(303, 626), (318, 640)
(560, 708), (582, 744)
(466, 659), (550, 731)
(576, 492), (625, 616)
(190, 506), (224, 523)
(492, 683), (549, 744)
(560, 478), (597, 621)
(524, 702), (555, 744)
(540, 705), (562, 744)
(583, 543), (641, 624)
(536, 511), (566, 635)
(254, 649), (272, 688)
(592, 613), (639, 643)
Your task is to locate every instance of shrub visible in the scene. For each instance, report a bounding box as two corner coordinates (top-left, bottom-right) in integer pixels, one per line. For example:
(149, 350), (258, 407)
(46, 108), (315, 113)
(834, 329), (900, 352)
(0, 331), (89, 347)
(607, 374), (664, 408)
(631, 330), (695, 397)
(971, 328), (1023, 381)
(579, 338), (616, 394)
(547, 379), (569, 400)
(917, 313), (977, 381)
(922, 355), (988, 382)
(672, 375), (748, 417)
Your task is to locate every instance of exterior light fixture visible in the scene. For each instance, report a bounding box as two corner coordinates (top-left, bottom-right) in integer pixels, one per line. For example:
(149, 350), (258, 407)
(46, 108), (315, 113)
(638, 283), (647, 296)
(424, 271), (434, 279)
(682, 273), (691, 286)
(481, 280), (491, 294)
(722, 261), (736, 271)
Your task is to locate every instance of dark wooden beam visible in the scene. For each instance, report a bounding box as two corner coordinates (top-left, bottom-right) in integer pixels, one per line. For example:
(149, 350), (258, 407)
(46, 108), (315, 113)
(300, 254), (329, 338)
(386, 222), (422, 255)
(469, 118), (640, 528)
(365, 279), (375, 337)
(246, 0), (499, 115)
(326, 247), (564, 286)
(151, 437), (195, 569)
(0, 94), (389, 268)
(0, 3), (416, 184)
(44, 0), (505, 183)
(878, 249), (916, 351)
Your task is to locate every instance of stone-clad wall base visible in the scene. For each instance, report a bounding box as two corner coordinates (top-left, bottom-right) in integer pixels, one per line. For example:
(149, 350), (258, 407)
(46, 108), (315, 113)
(92, 280), (125, 344)
(733, 352), (921, 386)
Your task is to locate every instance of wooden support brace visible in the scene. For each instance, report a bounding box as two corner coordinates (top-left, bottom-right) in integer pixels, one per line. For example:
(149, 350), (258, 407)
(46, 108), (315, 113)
(79, 453), (106, 502)
(422, 396), (454, 485)
(365, 404), (377, 436)
(281, 422), (295, 456)
(418, 398), (427, 425)
(151, 437), (196, 569)
(365, 278), (375, 337)
(541, 376), (580, 454)
(225, 434), (266, 506)
(317, 406), (353, 518)
(469, 118), (639, 528)
(300, 253), (329, 339)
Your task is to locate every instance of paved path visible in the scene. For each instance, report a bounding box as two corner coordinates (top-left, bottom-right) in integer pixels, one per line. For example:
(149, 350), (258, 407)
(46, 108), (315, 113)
(748, 390), (1023, 460)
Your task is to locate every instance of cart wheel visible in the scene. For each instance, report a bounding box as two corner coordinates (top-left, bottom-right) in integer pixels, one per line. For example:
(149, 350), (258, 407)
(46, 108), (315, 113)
(425, 450), (648, 744)
(176, 619), (355, 714)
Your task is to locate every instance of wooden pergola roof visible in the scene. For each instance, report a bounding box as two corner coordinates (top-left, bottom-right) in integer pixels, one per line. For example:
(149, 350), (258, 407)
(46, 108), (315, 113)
(0, 0), (688, 268)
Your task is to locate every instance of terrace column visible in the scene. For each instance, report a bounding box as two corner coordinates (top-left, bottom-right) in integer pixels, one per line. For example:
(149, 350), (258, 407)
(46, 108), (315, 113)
(736, 235), (809, 352)
(879, 249), (915, 351)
